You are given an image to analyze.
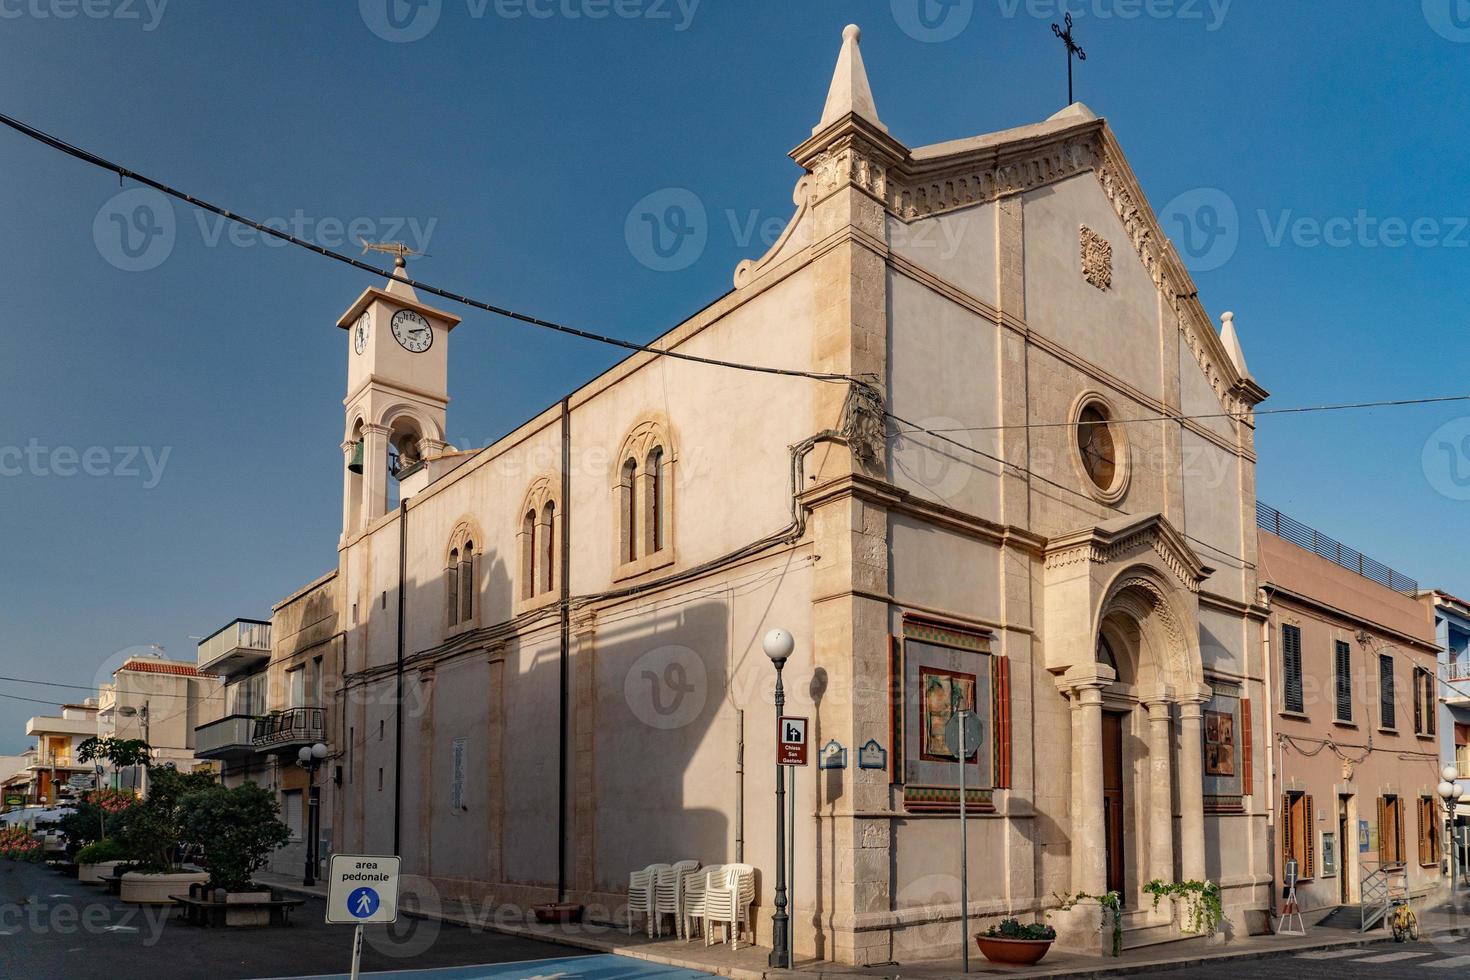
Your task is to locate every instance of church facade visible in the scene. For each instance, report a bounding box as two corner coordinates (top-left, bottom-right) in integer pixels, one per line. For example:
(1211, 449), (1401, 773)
(298, 25), (1272, 965)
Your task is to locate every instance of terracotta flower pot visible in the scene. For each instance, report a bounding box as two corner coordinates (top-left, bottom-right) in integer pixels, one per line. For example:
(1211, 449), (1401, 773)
(531, 902), (584, 924)
(976, 935), (1054, 966)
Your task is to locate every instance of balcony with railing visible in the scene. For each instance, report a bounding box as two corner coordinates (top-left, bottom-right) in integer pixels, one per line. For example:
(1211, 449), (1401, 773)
(1441, 660), (1470, 705)
(1257, 503), (1419, 594)
(194, 714), (260, 759)
(197, 619), (272, 677)
(252, 706), (324, 752)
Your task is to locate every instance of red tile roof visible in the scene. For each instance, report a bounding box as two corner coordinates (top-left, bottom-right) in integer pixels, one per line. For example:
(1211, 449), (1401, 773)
(118, 659), (211, 678)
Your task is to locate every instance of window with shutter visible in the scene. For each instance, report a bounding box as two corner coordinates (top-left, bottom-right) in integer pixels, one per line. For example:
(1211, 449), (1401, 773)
(1414, 668), (1424, 734)
(1427, 669), (1438, 735)
(282, 790), (304, 840)
(1241, 698), (1253, 791)
(1379, 655), (1395, 729)
(1304, 795), (1316, 878)
(1283, 625), (1304, 713)
(446, 549), (459, 627)
(1334, 641), (1352, 721)
(1378, 796), (1390, 865)
(1380, 795), (1405, 865)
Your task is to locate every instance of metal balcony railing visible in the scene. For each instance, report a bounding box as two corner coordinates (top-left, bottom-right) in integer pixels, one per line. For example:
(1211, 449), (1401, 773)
(1258, 503), (1419, 594)
(194, 714), (259, 757)
(252, 707), (325, 749)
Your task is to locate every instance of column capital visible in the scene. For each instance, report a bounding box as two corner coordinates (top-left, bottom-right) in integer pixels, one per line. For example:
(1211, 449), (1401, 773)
(1056, 662), (1116, 700)
(1139, 684), (1175, 709)
(1176, 681), (1213, 707)
(360, 422), (392, 437)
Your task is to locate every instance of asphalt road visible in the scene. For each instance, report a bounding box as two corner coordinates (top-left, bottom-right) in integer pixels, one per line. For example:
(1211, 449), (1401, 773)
(1147, 936), (1470, 979)
(0, 860), (715, 979)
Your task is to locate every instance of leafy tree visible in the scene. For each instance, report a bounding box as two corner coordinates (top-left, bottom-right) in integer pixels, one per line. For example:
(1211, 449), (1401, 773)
(179, 783), (290, 891)
(76, 736), (152, 769)
(118, 765), (217, 872)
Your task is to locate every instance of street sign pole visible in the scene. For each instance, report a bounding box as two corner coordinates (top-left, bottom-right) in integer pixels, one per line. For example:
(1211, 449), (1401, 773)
(788, 763), (795, 953)
(350, 922), (364, 980)
(958, 708), (969, 975)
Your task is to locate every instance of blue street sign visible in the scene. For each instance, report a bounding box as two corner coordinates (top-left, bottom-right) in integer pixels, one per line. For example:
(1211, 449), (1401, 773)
(348, 886), (380, 919)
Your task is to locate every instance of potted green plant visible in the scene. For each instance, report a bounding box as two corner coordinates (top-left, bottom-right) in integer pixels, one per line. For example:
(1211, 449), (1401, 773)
(76, 838), (130, 884)
(179, 783), (290, 925)
(117, 766), (217, 904)
(976, 918), (1057, 966)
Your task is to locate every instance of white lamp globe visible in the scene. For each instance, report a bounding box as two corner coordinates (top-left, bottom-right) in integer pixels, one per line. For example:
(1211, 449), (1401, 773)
(1439, 780), (1459, 801)
(298, 746), (313, 764)
(1444, 764), (1460, 783)
(311, 742), (329, 760)
(763, 628), (795, 665)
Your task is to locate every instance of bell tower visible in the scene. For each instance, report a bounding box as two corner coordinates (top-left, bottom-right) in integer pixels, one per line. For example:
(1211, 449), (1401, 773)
(336, 256), (461, 541)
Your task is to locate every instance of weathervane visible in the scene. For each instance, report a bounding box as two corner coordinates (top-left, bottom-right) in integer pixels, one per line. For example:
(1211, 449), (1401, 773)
(1051, 12), (1087, 107)
(359, 238), (427, 269)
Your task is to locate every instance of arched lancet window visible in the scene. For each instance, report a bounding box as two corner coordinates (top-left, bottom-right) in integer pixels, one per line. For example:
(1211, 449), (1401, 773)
(647, 447), (665, 554)
(542, 501), (556, 595)
(446, 547), (460, 627)
(522, 511), (537, 601)
(459, 540), (474, 622)
(621, 458), (639, 564)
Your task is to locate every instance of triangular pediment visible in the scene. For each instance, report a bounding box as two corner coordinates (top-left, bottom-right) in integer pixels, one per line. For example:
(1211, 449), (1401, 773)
(1044, 512), (1213, 593)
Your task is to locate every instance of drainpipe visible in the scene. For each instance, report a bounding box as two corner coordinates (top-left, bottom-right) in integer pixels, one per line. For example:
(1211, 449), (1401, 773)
(1261, 589), (1277, 923)
(736, 709), (745, 863)
(393, 499), (407, 856)
(558, 398), (571, 902)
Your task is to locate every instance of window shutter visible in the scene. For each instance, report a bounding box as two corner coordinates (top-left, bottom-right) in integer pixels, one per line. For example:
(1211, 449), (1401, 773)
(1418, 798), (1431, 865)
(1378, 797), (1389, 865)
(1380, 656), (1395, 728)
(1281, 794), (1293, 866)
(1283, 626), (1303, 713)
(1397, 799), (1407, 865)
(1414, 669), (1424, 734)
(1304, 795), (1316, 878)
(1334, 641), (1352, 721)
(1240, 698), (1253, 791)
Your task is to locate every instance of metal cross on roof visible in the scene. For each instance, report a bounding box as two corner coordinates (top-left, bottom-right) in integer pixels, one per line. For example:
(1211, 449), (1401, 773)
(1051, 12), (1087, 107)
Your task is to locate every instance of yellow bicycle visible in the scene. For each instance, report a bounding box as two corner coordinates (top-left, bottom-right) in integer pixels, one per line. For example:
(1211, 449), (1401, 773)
(1388, 898), (1420, 942)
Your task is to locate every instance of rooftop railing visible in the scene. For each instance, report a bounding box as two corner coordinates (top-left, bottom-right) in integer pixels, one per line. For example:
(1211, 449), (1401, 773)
(1258, 502), (1419, 595)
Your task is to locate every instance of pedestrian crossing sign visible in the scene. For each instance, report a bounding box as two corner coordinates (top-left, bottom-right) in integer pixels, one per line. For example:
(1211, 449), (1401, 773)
(326, 854), (401, 924)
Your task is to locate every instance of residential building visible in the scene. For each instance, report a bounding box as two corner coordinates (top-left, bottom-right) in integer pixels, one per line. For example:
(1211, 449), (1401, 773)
(1418, 589), (1470, 872)
(1259, 506), (1446, 919)
(97, 653), (223, 792)
(193, 618), (274, 788)
(23, 700), (99, 805)
(265, 25), (1274, 964)
(1, 750), (36, 809)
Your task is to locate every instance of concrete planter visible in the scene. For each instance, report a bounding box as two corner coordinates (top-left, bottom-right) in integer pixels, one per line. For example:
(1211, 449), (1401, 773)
(120, 870), (208, 904)
(223, 890), (274, 927)
(78, 860), (124, 884)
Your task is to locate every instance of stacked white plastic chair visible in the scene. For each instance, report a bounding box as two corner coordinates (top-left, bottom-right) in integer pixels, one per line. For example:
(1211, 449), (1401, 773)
(682, 863), (723, 942)
(702, 863), (756, 949)
(626, 862), (668, 936)
(652, 859), (700, 938)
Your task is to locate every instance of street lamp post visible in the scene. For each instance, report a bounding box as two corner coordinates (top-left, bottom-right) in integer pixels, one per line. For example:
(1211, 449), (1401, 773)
(298, 742), (328, 887)
(1439, 765), (1462, 894)
(764, 628), (795, 970)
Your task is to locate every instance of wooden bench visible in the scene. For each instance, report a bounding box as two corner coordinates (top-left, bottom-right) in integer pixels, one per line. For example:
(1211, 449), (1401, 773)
(170, 893), (306, 928)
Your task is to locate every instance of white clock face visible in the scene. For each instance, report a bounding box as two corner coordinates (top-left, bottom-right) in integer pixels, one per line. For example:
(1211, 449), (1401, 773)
(390, 309), (432, 353)
(353, 311), (370, 354)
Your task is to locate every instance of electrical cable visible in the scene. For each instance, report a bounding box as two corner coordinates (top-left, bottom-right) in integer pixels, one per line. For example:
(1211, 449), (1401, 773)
(0, 110), (856, 387)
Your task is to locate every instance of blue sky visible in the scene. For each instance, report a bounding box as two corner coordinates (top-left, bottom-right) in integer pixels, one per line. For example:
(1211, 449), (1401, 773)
(2, 1), (1468, 749)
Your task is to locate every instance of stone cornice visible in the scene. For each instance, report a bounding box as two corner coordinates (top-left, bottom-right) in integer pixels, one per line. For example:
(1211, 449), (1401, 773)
(794, 114), (1269, 423)
(1043, 512), (1213, 594)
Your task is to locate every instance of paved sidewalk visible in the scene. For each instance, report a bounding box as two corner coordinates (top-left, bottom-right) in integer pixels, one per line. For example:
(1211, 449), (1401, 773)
(254, 873), (1470, 980)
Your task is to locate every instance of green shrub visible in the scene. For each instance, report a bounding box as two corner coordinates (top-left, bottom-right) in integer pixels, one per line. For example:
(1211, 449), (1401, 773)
(984, 918), (1056, 941)
(178, 783), (290, 891)
(76, 838), (128, 864)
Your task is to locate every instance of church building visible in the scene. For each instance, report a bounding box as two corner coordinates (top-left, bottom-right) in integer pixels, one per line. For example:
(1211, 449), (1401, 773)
(292, 25), (1273, 964)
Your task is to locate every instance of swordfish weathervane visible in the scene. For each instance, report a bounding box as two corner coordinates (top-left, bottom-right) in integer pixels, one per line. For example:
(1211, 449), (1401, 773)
(1051, 12), (1088, 107)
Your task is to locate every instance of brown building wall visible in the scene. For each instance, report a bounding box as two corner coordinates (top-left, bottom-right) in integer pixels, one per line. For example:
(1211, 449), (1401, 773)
(1260, 531), (1444, 914)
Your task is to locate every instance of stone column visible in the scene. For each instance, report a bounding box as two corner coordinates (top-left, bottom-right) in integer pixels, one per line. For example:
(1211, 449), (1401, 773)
(1141, 690), (1176, 886)
(1177, 686), (1211, 882)
(360, 423), (391, 526)
(1066, 667), (1113, 895)
(341, 439), (360, 540)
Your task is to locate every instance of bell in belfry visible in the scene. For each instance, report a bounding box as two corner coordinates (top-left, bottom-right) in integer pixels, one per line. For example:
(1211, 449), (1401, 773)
(347, 438), (364, 474)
